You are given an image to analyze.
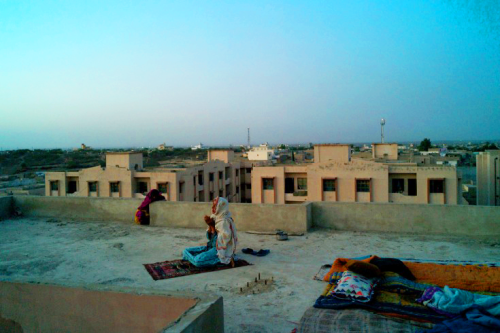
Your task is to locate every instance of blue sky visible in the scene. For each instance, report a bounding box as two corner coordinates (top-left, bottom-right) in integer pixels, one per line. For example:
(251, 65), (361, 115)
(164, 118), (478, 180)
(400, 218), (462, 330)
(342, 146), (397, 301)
(0, 0), (499, 149)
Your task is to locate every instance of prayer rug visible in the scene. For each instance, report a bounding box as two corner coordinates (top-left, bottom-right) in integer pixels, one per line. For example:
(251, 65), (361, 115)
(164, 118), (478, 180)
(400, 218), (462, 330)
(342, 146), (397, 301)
(144, 259), (252, 281)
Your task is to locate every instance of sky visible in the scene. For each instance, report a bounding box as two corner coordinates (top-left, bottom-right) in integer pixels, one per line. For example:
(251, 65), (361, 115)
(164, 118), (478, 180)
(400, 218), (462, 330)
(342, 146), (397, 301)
(0, 0), (499, 149)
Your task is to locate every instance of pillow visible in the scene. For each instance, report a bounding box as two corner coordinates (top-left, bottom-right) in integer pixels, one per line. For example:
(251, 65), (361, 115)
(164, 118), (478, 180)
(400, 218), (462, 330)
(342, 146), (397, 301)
(345, 260), (381, 278)
(371, 258), (416, 281)
(329, 271), (378, 303)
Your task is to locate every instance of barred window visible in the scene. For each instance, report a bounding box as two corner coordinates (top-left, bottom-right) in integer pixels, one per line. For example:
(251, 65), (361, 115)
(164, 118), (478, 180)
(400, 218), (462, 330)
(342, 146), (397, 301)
(158, 183), (168, 194)
(356, 180), (370, 192)
(50, 181), (59, 191)
(430, 180), (444, 193)
(391, 179), (404, 193)
(110, 182), (120, 193)
(263, 178), (274, 190)
(323, 179), (336, 192)
(88, 182), (97, 192)
(297, 178), (307, 190)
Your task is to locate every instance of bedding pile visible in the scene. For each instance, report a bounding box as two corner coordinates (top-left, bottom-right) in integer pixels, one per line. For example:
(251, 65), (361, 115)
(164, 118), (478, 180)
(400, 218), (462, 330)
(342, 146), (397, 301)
(306, 255), (500, 332)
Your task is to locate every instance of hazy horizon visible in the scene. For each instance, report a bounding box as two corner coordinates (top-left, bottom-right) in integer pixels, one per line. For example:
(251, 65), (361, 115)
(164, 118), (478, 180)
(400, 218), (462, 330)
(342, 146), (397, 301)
(1, 1), (499, 149)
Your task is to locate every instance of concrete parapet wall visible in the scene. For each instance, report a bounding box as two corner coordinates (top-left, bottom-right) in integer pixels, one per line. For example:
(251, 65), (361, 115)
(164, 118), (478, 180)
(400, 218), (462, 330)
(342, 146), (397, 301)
(13, 196), (142, 223)
(8, 196), (500, 237)
(0, 280), (223, 333)
(312, 202), (500, 236)
(0, 197), (13, 220)
(150, 201), (310, 234)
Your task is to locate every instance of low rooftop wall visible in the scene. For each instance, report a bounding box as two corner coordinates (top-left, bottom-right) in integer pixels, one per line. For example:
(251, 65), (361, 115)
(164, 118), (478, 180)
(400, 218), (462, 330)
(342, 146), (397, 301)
(0, 280), (223, 333)
(312, 202), (500, 237)
(13, 196), (142, 223)
(0, 197), (12, 220)
(150, 201), (311, 234)
(7, 196), (500, 237)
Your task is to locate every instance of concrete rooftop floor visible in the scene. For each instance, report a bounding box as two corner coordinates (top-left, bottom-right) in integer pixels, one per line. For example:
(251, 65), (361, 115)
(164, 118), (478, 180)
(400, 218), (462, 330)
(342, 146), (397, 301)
(1, 217), (499, 332)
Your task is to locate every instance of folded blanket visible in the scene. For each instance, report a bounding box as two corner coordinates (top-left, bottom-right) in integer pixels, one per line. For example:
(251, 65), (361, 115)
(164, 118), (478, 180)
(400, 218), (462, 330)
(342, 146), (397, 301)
(315, 283), (448, 323)
(425, 286), (500, 316)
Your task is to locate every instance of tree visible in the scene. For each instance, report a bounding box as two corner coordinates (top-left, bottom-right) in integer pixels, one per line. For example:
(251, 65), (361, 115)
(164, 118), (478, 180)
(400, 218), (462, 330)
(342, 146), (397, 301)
(418, 138), (432, 151)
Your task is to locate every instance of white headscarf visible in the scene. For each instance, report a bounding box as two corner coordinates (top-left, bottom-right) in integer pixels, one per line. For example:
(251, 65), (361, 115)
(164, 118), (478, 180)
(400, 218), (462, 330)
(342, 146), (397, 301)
(210, 197), (238, 264)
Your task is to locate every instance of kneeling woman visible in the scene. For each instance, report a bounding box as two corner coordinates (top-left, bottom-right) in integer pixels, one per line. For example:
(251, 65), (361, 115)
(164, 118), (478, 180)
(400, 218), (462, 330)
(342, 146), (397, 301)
(183, 197), (238, 267)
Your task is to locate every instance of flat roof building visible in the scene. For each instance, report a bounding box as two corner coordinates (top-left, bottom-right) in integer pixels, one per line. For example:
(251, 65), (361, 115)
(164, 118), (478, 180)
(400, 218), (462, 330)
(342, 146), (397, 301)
(476, 150), (500, 206)
(45, 150), (253, 203)
(252, 143), (464, 205)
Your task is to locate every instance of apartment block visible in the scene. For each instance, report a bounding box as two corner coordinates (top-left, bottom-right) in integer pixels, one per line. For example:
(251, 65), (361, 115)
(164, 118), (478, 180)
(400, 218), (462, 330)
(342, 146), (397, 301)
(252, 144), (464, 205)
(45, 150), (249, 203)
(476, 150), (500, 206)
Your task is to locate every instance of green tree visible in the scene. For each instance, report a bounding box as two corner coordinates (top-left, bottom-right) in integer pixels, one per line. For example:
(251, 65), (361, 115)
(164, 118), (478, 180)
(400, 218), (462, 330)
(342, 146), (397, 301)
(418, 138), (432, 151)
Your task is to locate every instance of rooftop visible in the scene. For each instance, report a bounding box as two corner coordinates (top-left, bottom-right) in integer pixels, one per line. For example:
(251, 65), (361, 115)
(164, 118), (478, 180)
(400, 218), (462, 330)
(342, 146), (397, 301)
(1, 217), (498, 332)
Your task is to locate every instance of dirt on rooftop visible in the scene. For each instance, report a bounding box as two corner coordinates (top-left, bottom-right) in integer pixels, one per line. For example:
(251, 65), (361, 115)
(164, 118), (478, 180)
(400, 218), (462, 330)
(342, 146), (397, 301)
(0, 218), (499, 332)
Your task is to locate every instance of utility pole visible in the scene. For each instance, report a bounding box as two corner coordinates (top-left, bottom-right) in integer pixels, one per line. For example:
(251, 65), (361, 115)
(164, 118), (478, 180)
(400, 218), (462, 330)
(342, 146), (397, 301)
(247, 128), (251, 149)
(380, 118), (386, 143)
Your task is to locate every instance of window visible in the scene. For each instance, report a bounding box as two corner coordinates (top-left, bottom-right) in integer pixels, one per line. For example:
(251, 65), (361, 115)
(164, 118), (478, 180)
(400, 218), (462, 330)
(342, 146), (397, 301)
(236, 169), (239, 177)
(391, 179), (404, 193)
(219, 171), (223, 180)
(430, 179), (444, 193)
(246, 168), (252, 174)
(219, 189), (223, 197)
(247, 183), (252, 190)
(209, 191), (214, 200)
(209, 173), (214, 181)
(50, 181), (58, 191)
(198, 171), (204, 185)
(225, 167), (230, 180)
(356, 179), (370, 192)
(179, 182), (184, 194)
(138, 181), (148, 194)
(297, 178), (307, 190)
(263, 178), (274, 190)
(408, 179), (417, 196)
(158, 183), (168, 194)
(285, 178), (294, 193)
(323, 179), (336, 192)
(67, 181), (77, 194)
(110, 182), (120, 193)
(236, 186), (239, 194)
(88, 182), (97, 192)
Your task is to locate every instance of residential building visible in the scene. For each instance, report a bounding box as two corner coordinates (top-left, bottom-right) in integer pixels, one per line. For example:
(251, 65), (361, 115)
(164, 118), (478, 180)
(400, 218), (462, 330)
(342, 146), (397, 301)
(45, 150), (249, 203)
(157, 143), (173, 151)
(476, 150), (500, 206)
(247, 144), (274, 161)
(252, 143), (464, 205)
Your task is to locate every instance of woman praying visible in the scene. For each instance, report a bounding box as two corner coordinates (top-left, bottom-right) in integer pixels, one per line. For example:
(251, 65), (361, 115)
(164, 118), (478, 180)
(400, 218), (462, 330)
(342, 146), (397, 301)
(183, 197), (238, 267)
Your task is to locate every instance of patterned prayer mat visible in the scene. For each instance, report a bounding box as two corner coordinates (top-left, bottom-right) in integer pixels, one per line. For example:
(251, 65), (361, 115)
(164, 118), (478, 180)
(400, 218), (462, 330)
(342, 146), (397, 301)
(144, 259), (252, 281)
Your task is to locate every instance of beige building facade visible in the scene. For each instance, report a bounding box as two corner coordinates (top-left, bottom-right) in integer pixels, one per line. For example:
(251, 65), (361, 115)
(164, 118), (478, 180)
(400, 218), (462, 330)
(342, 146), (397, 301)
(476, 150), (500, 206)
(46, 150), (254, 203)
(252, 144), (463, 205)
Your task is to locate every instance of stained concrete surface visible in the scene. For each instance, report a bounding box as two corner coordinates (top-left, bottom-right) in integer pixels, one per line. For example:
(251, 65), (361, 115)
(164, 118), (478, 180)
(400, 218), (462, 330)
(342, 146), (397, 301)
(0, 217), (499, 332)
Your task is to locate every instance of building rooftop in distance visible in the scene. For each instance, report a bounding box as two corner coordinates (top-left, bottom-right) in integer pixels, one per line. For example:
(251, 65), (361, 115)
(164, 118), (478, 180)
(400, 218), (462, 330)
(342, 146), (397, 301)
(1, 217), (498, 332)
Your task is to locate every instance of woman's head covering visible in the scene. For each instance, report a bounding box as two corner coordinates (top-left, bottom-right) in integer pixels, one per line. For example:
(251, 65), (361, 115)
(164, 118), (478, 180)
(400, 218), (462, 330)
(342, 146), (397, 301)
(210, 197), (230, 221)
(210, 196), (237, 264)
(138, 189), (165, 210)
